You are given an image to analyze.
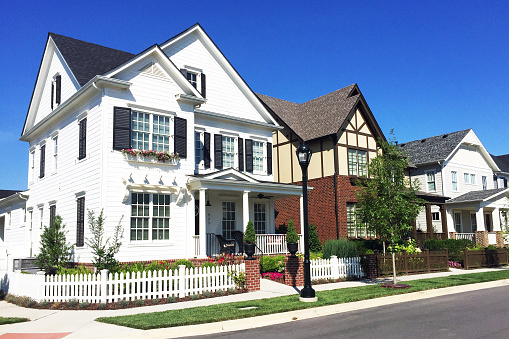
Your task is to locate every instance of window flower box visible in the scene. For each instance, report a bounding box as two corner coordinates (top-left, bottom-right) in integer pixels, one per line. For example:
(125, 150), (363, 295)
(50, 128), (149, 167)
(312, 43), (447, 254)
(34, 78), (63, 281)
(122, 149), (179, 165)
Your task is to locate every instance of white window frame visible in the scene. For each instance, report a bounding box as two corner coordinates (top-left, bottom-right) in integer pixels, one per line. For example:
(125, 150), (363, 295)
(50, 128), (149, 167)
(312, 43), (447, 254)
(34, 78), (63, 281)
(222, 136), (236, 169)
(252, 141), (265, 173)
(425, 170), (436, 192)
(195, 131), (204, 171)
(482, 176), (487, 190)
(253, 203), (267, 234)
(464, 173), (470, 184)
(470, 174), (476, 185)
(6, 212), (11, 230)
(52, 135), (58, 173)
(222, 201), (236, 239)
(470, 213), (477, 232)
(451, 171), (457, 191)
(130, 193), (171, 242)
(29, 148), (35, 183)
(183, 66), (203, 90)
(454, 212), (461, 232)
(431, 212), (440, 221)
(131, 110), (173, 152)
(51, 73), (60, 109)
(347, 203), (374, 238)
(348, 149), (368, 177)
(39, 206), (44, 229)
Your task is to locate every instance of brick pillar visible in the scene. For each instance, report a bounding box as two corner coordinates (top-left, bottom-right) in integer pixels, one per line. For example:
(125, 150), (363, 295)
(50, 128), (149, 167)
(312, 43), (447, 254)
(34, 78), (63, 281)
(475, 231), (488, 247)
(284, 256), (304, 287)
(244, 259), (260, 291)
(449, 232), (457, 240)
(496, 231), (504, 247)
(364, 254), (378, 279)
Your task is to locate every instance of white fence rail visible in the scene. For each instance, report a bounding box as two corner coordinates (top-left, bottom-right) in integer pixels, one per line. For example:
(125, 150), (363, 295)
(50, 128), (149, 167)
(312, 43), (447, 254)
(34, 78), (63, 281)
(311, 256), (363, 280)
(3, 263), (244, 303)
(255, 234), (304, 255)
(455, 233), (475, 242)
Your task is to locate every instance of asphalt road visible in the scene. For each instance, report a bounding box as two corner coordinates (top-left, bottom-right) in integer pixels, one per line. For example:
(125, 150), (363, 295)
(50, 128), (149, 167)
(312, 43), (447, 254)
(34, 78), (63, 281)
(192, 285), (509, 339)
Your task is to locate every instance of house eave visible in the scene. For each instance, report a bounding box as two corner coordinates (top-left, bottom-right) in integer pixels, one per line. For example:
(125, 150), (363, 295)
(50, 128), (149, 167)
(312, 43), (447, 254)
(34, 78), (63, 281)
(0, 192), (29, 208)
(175, 94), (207, 106)
(195, 109), (283, 131)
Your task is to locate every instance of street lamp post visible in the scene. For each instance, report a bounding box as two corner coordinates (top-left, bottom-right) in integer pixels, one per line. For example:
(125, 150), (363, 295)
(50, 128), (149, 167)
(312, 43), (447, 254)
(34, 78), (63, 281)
(296, 142), (317, 302)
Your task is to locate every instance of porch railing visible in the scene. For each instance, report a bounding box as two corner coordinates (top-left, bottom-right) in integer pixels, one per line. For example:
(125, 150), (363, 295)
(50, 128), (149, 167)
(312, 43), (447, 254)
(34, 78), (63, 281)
(193, 235), (200, 257)
(455, 233), (475, 242)
(204, 233), (304, 256)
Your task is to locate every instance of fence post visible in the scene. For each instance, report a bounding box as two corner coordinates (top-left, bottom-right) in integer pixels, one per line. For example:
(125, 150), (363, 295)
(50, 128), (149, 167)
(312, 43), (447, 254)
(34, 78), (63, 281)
(330, 255), (340, 279)
(403, 250), (408, 274)
(426, 250), (431, 273)
(178, 265), (186, 298)
(100, 269), (109, 304)
(36, 271), (46, 302)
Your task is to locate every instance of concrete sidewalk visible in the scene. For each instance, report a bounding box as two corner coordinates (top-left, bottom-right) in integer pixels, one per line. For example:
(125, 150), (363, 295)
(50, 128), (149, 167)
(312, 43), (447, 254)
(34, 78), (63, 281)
(1, 267), (508, 338)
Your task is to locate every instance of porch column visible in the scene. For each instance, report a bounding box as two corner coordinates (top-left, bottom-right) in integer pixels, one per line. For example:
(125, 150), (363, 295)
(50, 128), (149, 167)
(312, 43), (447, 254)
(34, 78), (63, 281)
(300, 194), (304, 233)
(446, 207), (455, 236)
(476, 206), (485, 231)
(199, 188), (206, 257)
(440, 204), (448, 234)
(492, 207), (501, 232)
(243, 191), (250, 232)
(425, 203), (433, 234)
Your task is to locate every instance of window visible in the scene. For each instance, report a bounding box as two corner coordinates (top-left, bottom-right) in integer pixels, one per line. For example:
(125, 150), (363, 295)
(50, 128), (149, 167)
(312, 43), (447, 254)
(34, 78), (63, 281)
(253, 203), (266, 234)
(504, 178), (508, 188)
(347, 203), (374, 238)
(39, 207), (44, 229)
(195, 131), (203, 170)
(131, 111), (149, 150)
(152, 115), (170, 152)
(76, 197), (85, 247)
(52, 136), (58, 171)
(30, 149), (35, 182)
(181, 68), (206, 97)
(130, 193), (171, 241)
(426, 171), (436, 192)
(482, 176), (487, 190)
(451, 171), (457, 191)
(222, 202), (235, 239)
(49, 204), (56, 227)
(348, 149), (367, 177)
(78, 118), (87, 160)
(186, 72), (198, 88)
(253, 141), (265, 172)
(464, 173), (469, 184)
(470, 174), (476, 185)
(7, 212), (11, 229)
(28, 210), (33, 230)
(51, 74), (61, 110)
(454, 212), (461, 232)
(431, 212), (440, 221)
(222, 136), (235, 169)
(470, 214), (477, 232)
(40, 144), (46, 178)
(131, 111), (171, 152)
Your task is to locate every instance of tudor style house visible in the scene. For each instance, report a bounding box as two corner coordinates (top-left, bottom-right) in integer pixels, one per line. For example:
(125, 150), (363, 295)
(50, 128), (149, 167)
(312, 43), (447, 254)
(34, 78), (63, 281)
(257, 85), (386, 242)
(0, 24), (304, 272)
(399, 129), (509, 245)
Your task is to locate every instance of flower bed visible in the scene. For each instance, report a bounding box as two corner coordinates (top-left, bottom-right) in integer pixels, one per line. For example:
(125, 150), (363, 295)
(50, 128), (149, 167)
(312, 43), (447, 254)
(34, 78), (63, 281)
(121, 149), (179, 163)
(262, 272), (284, 284)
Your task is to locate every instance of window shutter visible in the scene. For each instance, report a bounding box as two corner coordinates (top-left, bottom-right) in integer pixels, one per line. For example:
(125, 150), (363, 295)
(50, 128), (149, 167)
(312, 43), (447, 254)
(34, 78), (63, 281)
(49, 205), (56, 227)
(180, 68), (188, 78)
(214, 134), (223, 169)
(78, 118), (87, 160)
(267, 142), (272, 175)
(174, 117), (187, 159)
(245, 139), (253, 172)
(204, 132), (211, 169)
(113, 107), (132, 150)
(76, 197), (85, 247)
(238, 138), (244, 171)
(51, 82), (54, 110)
(201, 73), (206, 98)
(40, 145), (46, 178)
(55, 75), (61, 105)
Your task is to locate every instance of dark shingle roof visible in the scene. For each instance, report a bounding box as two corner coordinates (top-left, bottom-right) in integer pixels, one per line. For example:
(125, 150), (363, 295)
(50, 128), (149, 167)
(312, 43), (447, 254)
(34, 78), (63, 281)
(398, 129), (471, 166)
(0, 190), (20, 199)
(491, 154), (509, 173)
(447, 188), (508, 203)
(257, 84), (360, 141)
(50, 33), (135, 86)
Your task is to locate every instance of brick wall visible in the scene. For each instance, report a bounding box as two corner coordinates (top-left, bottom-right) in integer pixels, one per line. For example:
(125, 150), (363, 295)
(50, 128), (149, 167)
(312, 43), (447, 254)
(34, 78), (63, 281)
(274, 174), (361, 243)
(284, 256), (303, 287)
(245, 259), (260, 291)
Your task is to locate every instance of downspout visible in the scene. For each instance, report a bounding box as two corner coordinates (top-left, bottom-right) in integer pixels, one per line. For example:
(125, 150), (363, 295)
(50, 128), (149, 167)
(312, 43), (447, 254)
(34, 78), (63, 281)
(331, 135), (339, 240)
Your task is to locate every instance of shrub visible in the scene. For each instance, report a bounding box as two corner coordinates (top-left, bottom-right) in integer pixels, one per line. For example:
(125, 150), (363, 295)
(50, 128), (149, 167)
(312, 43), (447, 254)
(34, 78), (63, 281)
(323, 239), (358, 259)
(35, 215), (73, 275)
(202, 291), (213, 298)
(119, 262), (145, 274)
(228, 270), (246, 289)
(200, 262), (217, 270)
(118, 300), (129, 308)
(244, 220), (256, 244)
(79, 301), (90, 309)
(134, 299), (144, 307)
(286, 220), (299, 243)
(66, 299), (79, 307)
(216, 289), (226, 296)
(166, 296), (176, 303)
(228, 288), (238, 294)
(423, 238), (476, 263)
(86, 210), (123, 273)
(39, 300), (49, 307)
(97, 303), (106, 310)
(190, 294), (200, 300)
(153, 298), (160, 305)
(170, 259), (194, 270)
(146, 261), (170, 272)
(259, 255), (285, 273)
(308, 223), (322, 252)
(57, 264), (93, 276)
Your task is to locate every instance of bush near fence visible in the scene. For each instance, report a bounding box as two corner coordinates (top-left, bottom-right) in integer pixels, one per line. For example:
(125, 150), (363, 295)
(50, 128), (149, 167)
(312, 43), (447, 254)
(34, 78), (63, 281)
(463, 248), (508, 269)
(377, 250), (448, 275)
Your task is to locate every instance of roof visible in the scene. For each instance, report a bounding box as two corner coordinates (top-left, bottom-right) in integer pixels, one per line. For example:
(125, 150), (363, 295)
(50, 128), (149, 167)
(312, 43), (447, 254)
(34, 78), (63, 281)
(415, 191), (449, 203)
(50, 33), (135, 86)
(398, 129), (471, 166)
(0, 190), (20, 199)
(257, 84), (361, 141)
(446, 188), (509, 204)
(491, 154), (509, 173)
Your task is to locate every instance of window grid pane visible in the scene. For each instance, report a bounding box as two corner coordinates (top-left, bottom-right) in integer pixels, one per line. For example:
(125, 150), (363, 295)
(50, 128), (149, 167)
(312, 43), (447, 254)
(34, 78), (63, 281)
(131, 111), (149, 150)
(470, 174), (476, 185)
(152, 115), (170, 152)
(427, 172), (436, 191)
(347, 204), (356, 237)
(222, 136), (235, 169)
(253, 141), (264, 172)
(195, 132), (203, 166)
(253, 203), (266, 234)
(222, 201), (235, 239)
(131, 193), (149, 241)
(152, 194), (170, 240)
(348, 149), (357, 176)
(358, 150), (367, 177)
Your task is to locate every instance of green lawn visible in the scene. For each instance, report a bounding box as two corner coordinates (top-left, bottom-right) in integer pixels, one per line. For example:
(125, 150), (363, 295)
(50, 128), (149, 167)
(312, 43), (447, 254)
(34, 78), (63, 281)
(96, 270), (509, 330)
(0, 317), (30, 325)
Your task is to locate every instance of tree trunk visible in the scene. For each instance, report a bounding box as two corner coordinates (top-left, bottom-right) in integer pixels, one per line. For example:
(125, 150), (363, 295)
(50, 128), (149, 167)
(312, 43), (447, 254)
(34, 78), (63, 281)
(392, 250), (397, 284)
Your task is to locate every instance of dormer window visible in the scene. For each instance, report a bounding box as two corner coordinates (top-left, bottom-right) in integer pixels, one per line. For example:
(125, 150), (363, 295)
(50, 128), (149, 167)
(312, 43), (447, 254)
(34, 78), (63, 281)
(51, 74), (61, 110)
(180, 66), (206, 98)
(186, 72), (198, 88)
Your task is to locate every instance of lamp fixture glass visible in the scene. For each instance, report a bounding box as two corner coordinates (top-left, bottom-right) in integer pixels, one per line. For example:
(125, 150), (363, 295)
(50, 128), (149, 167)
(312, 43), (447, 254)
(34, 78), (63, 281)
(296, 142), (312, 166)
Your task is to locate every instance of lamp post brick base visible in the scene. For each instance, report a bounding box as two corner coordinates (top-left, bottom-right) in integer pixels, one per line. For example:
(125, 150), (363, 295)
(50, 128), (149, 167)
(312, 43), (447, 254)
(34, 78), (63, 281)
(245, 258), (260, 291)
(284, 256), (304, 287)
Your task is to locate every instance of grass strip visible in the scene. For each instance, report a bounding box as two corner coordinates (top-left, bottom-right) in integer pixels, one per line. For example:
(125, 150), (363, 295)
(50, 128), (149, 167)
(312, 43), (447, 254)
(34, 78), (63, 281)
(0, 317), (30, 325)
(96, 270), (509, 330)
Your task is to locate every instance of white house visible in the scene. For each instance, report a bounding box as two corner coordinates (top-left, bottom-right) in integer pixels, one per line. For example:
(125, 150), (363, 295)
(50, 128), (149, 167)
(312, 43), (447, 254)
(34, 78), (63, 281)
(399, 129), (509, 243)
(0, 24), (304, 272)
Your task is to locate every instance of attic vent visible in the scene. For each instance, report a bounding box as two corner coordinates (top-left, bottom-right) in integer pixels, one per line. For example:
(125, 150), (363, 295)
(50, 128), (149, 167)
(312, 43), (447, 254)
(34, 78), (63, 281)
(348, 88), (360, 97)
(138, 62), (166, 78)
(442, 134), (448, 138)
(421, 139), (426, 143)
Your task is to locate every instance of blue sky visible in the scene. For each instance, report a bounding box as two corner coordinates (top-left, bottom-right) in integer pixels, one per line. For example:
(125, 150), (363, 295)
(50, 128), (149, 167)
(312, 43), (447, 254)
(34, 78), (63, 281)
(1, 1), (508, 190)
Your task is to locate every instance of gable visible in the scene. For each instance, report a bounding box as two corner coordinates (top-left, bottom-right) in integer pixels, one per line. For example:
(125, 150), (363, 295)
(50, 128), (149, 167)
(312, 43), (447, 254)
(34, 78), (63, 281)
(338, 108), (378, 151)
(161, 26), (277, 126)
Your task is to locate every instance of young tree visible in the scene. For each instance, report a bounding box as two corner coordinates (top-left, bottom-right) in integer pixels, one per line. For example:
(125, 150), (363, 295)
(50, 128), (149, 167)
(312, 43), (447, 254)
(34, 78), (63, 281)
(35, 215), (74, 275)
(85, 210), (123, 272)
(356, 135), (424, 284)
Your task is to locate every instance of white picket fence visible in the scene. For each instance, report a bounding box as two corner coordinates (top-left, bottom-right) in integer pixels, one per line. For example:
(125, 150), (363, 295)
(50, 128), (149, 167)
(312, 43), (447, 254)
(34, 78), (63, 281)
(4, 263), (244, 303)
(310, 256), (363, 280)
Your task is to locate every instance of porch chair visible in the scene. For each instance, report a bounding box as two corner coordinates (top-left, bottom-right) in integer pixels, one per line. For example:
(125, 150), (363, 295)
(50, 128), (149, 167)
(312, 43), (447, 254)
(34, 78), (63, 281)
(231, 230), (244, 254)
(215, 234), (235, 255)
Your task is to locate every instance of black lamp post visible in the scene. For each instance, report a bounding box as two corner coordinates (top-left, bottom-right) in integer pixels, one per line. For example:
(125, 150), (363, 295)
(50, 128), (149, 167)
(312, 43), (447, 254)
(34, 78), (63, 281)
(296, 142), (317, 302)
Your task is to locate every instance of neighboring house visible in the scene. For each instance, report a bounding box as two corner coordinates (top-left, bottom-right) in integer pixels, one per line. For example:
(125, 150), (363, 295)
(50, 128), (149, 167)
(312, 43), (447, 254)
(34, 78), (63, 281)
(0, 24), (304, 272)
(258, 84), (386, 242)
(399, 129), (509, 244)
(491, 154), (509, 189)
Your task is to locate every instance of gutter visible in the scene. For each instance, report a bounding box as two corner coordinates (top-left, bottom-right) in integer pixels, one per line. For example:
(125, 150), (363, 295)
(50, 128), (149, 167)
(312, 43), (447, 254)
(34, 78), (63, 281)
(0, 192), (29, 208)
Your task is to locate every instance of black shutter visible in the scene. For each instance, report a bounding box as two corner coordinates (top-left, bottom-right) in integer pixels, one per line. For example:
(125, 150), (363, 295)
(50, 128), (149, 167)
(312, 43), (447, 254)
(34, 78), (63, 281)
(214, 134), (223, 169)
(40, 145), (46, 178)
(267, 142), (272, 175)
(201, 73), (206, 98)
(76, 197), (85, 247)
(180, 68), (188, 78)
(238, 138), (244, 171)
(51, 82), (54, 110)
(55, 75), (61, 105)
(113, 107), (131, 150)
(49, 205), (56, 227)
(78, 118), (87, 160)
(204, 132), (211, 169)
(174, 117), (187, 159)
(245, 139), (253, 172)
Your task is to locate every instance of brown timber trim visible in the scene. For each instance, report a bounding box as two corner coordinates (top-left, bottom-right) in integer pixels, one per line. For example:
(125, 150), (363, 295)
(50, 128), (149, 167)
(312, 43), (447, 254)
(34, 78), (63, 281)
(290, 132), (294, 183)
(334, 144), (340, 174)
(339, 129), (374, 138)
(440, 204), (448, 234)
(358, 121), (367, 132)
(425, 203), (433, 233)
(337, 143), (377, 153)
(320, 139), (324, 177)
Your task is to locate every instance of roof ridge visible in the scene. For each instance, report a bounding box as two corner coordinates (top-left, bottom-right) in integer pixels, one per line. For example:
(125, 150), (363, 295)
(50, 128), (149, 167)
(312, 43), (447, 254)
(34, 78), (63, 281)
(301, 83), (357, 105)
(256, 93), (298, 105)
(49, 32), (134, 56)
(400, 128), (472, 145)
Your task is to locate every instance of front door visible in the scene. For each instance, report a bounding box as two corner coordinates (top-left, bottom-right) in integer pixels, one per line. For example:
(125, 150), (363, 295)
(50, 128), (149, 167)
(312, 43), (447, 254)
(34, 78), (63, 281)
(485, 214), (492, 232)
